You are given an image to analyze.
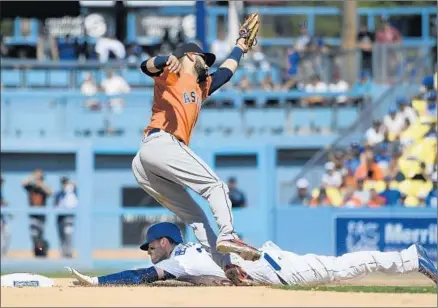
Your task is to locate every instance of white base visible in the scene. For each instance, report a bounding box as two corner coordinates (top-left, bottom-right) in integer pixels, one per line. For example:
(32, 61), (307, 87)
(1, 273), (54, 287)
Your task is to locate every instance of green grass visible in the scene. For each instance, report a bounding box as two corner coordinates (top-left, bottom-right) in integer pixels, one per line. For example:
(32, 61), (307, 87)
(273, 285), (437, 294)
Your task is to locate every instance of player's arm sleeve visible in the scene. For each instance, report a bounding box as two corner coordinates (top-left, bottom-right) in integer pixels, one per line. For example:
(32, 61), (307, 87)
(140, 56), (169, 78)
(208, 68), (233, 96)
(97, 266), (176, 285)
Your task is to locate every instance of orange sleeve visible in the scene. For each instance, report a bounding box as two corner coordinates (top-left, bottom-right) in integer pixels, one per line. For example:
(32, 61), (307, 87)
(354, 164), (366, 179)
(373, 164), (385, 181)
(154, 67), (170, 84)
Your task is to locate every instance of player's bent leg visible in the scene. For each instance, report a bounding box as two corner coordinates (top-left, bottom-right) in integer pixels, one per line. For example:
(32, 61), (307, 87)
(133, 153), (231, 268)
(138, 133), (260, 261)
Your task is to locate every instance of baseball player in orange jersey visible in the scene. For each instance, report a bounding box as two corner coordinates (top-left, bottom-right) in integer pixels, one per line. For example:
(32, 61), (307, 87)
(132, 38), (260, 267)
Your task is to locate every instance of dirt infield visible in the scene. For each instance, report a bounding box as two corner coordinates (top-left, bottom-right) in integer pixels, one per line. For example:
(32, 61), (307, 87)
(1, 274), (436, 307)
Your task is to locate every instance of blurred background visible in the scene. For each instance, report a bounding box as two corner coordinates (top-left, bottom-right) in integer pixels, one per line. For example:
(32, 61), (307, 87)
(0, 0), (437, 273)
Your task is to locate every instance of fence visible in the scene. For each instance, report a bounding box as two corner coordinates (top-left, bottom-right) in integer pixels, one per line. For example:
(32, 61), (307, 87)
(1, 141), (436, 273)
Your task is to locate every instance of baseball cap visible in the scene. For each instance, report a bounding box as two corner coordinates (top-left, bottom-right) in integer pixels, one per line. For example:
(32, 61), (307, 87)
(423, 76), (434, 89)
(140, 222), (183, 251)
(173, 42), (216, 67)
(396, 97), (409, 105)
(296, 178), (309, 189)
(388, 105), (397, 114)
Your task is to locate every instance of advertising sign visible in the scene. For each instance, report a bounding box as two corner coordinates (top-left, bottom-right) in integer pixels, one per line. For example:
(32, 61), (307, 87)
(336, 217), (437, 261)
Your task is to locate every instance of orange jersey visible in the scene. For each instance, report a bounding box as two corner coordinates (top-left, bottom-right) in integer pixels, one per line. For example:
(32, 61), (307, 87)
(144, 67), (212, 145)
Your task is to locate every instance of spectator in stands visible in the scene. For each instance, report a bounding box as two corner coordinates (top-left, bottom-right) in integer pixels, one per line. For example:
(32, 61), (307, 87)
(374, 142), (392, 172)
(57, 35), (77, 61)
(379, 176), (402, 206)
(354, 149), (385, 181)
(368, 188), (386, 208)
(101, 71), (131, 113)
(36, 26), (59, 61)
(396, 97), (417, 126)
(211, 28), (229, 63)
(54, 177), (78, 258)
(75, 39), (90, 62)
(351, 72), (372, 105)
(227, 177), (246, 208)
(289, 178), (311, 206)
(286, 45), (301, 79)
(357, 23), (375, 75)
(426, 172), (437, 208)
(81, 73), (100, 110)
(1, 175), (10, 256)
(309, 187), (332, 207)
(345, 178), (370, 207)
(344, 142), (362, 175)
(95, 36), (126, 63)
(238, 75), (256, 107)
(328, 71), (349, 105)
(376, 17), (402, 44)
(22, 169), (52, 257)
(303, 75), (328, 105)
(322, 162), (342, 188)
(383, 105), (406, 140)
(387, 146), (405, 182)
(260, 73), (279, 91)
(417, 75), (435, 98)
(425, 90), (437, 117)
(159, 28), (177, 55)
(365, 119), (385, 146)
(126, 43), (147, 64)
(0, 35), (8, 58)
(295, 22), (311, 53)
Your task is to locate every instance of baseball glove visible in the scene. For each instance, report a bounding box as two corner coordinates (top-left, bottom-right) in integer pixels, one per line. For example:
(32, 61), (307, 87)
(237, 13), (260, 52)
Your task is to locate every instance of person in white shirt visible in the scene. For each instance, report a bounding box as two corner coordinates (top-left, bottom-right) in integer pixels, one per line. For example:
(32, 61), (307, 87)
(396, 97), (417, 125)
(101, 71), (131, 113)
(383, 105), (406, 138)
(95, 37), (126, 63)
(321, 161), (343, 188)
(80, 73), (100, 110)
(365, 119), (385, 146)
(328, 71), (349, 104)
(67, 222), (230, 286)
(303, 75), (328, 105)
(225, 241), (436, 286)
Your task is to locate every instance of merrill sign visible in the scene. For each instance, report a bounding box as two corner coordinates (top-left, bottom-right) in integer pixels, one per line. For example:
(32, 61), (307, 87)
(385, 223), (437, 245)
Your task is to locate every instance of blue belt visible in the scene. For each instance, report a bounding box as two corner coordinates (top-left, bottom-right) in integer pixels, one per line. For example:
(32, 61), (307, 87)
(147, 128), (184, 143)
(264, 253), (288, 285)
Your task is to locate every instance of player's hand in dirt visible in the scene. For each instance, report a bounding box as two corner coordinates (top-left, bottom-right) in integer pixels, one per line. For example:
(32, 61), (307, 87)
(167, 55), (182, 73)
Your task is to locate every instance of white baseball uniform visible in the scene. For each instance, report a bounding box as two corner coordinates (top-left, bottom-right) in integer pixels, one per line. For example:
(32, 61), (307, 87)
(154, 242), (227, 281)
(230, 241), (420, 285)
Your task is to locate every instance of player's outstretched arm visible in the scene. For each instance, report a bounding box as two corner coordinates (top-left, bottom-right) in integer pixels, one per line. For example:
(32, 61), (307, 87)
(97, 266), (175, 286)
(140, 55), (181, 77)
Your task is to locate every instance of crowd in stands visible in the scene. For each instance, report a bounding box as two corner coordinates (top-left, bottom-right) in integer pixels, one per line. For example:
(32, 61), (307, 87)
(292, 75), (437, 208)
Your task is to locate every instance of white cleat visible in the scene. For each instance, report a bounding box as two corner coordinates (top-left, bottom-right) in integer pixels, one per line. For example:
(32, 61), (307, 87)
(65, 267), (98, 286)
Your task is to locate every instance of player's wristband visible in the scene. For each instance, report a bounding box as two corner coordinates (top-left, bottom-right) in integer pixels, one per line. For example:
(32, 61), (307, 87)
(153, 56), (170, 70)
(228, 47), (243, 63)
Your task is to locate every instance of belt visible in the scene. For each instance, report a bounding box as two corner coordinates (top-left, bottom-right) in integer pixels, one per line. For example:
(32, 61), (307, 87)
(146, 128), (184, 143)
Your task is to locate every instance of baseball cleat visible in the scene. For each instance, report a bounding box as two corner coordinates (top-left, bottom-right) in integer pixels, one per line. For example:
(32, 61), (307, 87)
(65, 267), (98, 286)
(225, 264), (257, 286)
(217, 239), (261, 261)
(415, 244), (437, 285)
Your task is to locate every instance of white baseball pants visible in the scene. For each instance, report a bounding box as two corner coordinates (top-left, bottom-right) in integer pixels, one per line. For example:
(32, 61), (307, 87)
(131, 130), (235, 267)
(273, 245), (419, 286)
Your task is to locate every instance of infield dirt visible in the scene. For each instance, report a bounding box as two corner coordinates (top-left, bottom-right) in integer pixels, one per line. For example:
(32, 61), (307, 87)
(1, 273), (436, 307)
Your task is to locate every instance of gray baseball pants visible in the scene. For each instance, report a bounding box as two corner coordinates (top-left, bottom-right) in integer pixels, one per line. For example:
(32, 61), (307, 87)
(131, 130), (235, 267)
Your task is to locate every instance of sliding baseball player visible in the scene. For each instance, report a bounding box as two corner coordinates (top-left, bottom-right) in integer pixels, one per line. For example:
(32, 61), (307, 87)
(67, 222), (230, 286)
(224, 241), (437, 286)
(67, 222), (436, 287)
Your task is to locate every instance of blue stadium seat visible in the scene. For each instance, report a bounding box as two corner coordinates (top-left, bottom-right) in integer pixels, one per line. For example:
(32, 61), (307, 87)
(2, 70), (21, 87)
(49, 70), (70, 87)
(26, 70), (47, 87)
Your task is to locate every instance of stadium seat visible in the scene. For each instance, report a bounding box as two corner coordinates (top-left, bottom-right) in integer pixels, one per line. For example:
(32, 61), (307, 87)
(2, 70), (21, 87)
(27, 70), (47, 87)
(49, 70), (70, 87)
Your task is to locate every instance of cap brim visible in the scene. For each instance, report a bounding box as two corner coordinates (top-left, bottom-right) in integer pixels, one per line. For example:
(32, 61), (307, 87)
(139, 242), (149, 251)
(203, 53), (216, 67)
